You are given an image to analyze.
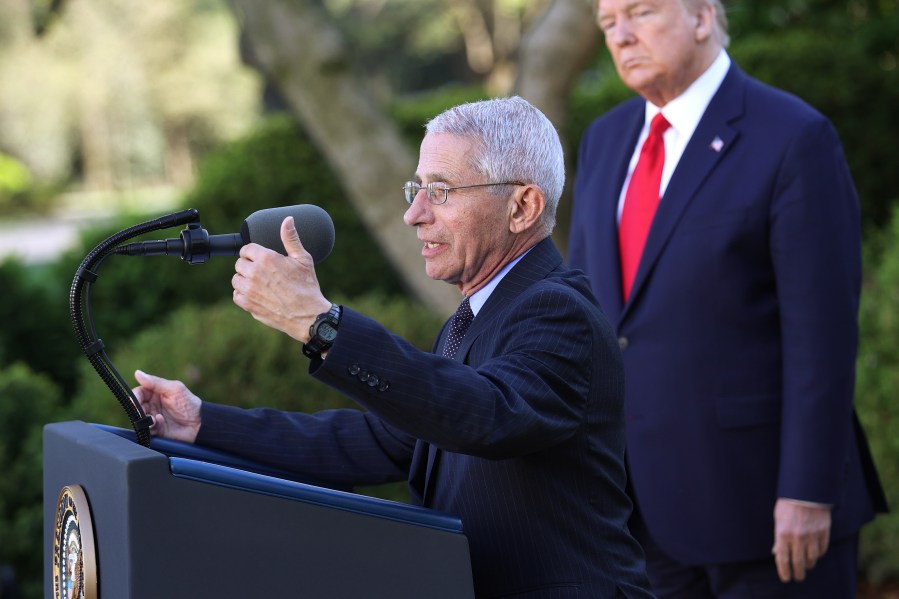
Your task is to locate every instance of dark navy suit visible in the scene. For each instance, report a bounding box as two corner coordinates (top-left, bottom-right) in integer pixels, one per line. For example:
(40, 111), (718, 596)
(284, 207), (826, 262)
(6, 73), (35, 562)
(197, 238), (653, 598)
(568, 63), (887, 579)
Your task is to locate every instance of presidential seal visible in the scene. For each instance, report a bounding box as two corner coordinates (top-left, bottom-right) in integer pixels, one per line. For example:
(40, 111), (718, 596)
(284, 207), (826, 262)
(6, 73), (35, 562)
(53, 485), (97, 599)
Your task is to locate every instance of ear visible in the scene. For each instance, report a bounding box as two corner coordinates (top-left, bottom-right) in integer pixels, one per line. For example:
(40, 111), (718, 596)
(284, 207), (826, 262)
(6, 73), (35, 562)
(694, 1), (716, 44)
(508, 185), (545, 234)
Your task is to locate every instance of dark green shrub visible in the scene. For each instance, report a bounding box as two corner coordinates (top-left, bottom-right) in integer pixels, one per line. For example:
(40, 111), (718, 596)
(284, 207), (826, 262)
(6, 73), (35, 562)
(856, 206), (899, 584)
(390, 85), (488, 149)
(0, 259), (81, 395)
(0, 363), (66, 599)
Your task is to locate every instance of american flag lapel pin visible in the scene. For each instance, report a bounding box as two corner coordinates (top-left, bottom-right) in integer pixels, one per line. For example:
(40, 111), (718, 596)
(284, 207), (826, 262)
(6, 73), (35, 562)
(710, 136), (724, 152)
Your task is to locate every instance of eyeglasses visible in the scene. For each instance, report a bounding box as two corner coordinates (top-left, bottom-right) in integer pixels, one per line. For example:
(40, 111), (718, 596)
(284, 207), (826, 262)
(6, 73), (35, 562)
(402, 181), (525, 205)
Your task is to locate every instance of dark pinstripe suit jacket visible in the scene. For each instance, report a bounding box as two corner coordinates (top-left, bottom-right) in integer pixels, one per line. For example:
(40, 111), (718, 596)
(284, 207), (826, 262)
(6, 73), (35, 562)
(198, 238), (653, 598)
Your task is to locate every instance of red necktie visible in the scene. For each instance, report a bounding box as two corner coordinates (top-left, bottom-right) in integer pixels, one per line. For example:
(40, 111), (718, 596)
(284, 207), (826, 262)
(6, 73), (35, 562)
(619, 113), (671, 301)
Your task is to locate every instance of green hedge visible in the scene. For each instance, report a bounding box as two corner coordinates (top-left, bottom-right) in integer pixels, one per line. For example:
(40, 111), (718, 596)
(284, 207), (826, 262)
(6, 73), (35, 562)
(856, 205), (899, 583)
(0, 363), (66, 599)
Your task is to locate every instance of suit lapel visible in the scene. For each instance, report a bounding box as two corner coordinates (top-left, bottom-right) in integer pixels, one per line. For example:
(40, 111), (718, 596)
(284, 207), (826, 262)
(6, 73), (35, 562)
(622, 65), (747, 320)
(420, 242), (562, 502)
(454, 238), (564, 362)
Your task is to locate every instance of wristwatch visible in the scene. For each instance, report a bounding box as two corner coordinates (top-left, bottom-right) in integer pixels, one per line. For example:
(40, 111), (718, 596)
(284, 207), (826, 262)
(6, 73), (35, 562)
(302, 304), (342, 359)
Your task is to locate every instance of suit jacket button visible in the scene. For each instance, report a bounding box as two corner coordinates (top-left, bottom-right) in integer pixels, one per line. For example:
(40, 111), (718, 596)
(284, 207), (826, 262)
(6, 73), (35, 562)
(366, 374), (380, 387)
(358, 370), (370, 382)
(618, 337), (629, 350)
(378, 380), (390, 392)
(348, 364), (360, 375)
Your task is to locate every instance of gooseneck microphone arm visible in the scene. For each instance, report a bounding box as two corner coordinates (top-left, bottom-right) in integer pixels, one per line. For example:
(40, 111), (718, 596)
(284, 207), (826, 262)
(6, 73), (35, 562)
(71, 204), (335, 446)
(114, 223), (245, 264)
(69, 209), (202, 447)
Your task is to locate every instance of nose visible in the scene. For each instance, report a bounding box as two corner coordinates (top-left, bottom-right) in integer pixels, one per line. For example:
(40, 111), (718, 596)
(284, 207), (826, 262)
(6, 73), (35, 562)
(403, 191), (433, 227)
(606, 18), (634, 46)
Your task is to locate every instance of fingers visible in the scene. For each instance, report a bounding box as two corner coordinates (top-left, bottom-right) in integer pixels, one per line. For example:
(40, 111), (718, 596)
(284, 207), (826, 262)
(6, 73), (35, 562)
(790, 539), (808, 581)
(803, 528), (830, 571)
(772, 499), (832, 583)
(772, 537), (793, 582)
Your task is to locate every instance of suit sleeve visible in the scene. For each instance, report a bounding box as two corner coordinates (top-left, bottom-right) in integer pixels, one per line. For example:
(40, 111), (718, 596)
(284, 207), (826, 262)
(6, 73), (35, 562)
(769, 116), (862, 503)
(196, 402), (415, 487)
(312, 288), (597, 460)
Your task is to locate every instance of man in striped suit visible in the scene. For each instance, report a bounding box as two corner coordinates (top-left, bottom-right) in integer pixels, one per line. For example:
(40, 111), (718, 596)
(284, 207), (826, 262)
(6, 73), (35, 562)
(134, 97), (653, 598)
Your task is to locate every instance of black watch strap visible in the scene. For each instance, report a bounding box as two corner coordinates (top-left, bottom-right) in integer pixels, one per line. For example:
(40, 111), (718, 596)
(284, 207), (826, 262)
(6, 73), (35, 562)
(302, 304), (342, 359)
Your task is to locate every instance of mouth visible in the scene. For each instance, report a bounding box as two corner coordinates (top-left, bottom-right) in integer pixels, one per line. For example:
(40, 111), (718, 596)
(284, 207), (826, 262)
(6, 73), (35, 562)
(420, 240), (444, 257)
(620, 56), (647, 70)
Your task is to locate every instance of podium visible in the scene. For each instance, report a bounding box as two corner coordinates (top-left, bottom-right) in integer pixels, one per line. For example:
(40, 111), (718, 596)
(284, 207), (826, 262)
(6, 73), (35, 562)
(43, 421), (474, 598)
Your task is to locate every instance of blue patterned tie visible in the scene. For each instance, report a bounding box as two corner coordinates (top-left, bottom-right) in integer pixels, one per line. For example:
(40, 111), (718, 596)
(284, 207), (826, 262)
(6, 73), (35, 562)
(443, 297), (474, 359)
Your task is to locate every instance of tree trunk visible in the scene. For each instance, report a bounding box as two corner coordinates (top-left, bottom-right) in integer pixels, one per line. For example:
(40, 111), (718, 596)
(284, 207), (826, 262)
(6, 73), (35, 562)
(514, 0), (602, 253)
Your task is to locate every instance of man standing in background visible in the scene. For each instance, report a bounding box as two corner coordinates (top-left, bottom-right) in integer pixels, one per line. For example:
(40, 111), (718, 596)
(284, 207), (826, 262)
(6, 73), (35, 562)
(568, 0), (887, 597)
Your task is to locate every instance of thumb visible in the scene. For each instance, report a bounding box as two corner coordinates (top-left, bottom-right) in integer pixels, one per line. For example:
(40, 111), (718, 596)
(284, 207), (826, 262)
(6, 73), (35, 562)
(135, 369), (152, 386)
(280, 216), (306, 258)
(135, 369), (170, 391)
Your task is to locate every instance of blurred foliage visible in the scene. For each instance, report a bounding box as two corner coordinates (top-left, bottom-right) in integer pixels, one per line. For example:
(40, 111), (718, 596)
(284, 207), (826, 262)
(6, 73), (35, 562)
(390, 84), (489, 148)
(0, 259), (81, 395)
(0, 0), (260, 190)
(323, 0), (549, 94)
(857, 205), (899, 584)
(324, 0), (468, 92)
(0, 363), (67, 599)
(50, 114), (406, 353)
(0, 152), (32, 201)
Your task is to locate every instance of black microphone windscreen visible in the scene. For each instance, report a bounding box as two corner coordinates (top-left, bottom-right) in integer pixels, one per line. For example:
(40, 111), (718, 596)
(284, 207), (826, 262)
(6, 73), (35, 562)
(243, 204), (335, 264)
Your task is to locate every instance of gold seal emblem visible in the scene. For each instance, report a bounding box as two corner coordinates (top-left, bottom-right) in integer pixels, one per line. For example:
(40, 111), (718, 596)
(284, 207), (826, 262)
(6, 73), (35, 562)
(53, 485), (97, 599)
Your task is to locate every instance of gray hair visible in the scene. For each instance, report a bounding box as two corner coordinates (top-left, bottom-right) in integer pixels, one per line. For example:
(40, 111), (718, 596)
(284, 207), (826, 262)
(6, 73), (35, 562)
(425, 96), (565, 233)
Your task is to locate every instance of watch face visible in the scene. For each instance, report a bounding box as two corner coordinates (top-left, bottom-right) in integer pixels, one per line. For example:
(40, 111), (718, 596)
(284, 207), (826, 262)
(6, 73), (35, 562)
(319, 323), (338, 342)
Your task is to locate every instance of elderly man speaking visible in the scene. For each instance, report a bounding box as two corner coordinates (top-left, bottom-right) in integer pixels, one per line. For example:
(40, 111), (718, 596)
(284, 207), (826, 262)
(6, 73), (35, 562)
(134, 96), (653, 598)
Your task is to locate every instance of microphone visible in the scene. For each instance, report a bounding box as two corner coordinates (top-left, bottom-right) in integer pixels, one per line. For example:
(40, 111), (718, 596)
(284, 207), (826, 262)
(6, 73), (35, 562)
(117, 204), (335, 264)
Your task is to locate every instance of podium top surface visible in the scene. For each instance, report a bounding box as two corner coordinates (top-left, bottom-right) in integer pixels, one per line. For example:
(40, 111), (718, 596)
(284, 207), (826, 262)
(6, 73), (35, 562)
(73, 422), (464, 534)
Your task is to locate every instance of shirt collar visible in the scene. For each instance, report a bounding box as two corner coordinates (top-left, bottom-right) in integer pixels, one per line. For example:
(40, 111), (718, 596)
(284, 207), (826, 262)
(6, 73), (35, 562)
(467, 249), (530, 316)
(646, 50), (731, 138)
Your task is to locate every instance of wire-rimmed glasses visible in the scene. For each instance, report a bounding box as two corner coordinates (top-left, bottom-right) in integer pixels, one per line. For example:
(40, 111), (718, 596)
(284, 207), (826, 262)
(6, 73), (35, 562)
(403, 181), (525, 205)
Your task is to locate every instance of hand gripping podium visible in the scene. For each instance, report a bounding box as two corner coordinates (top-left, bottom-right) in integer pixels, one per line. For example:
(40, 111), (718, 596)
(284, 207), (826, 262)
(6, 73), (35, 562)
(43, 421), (474, 598)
